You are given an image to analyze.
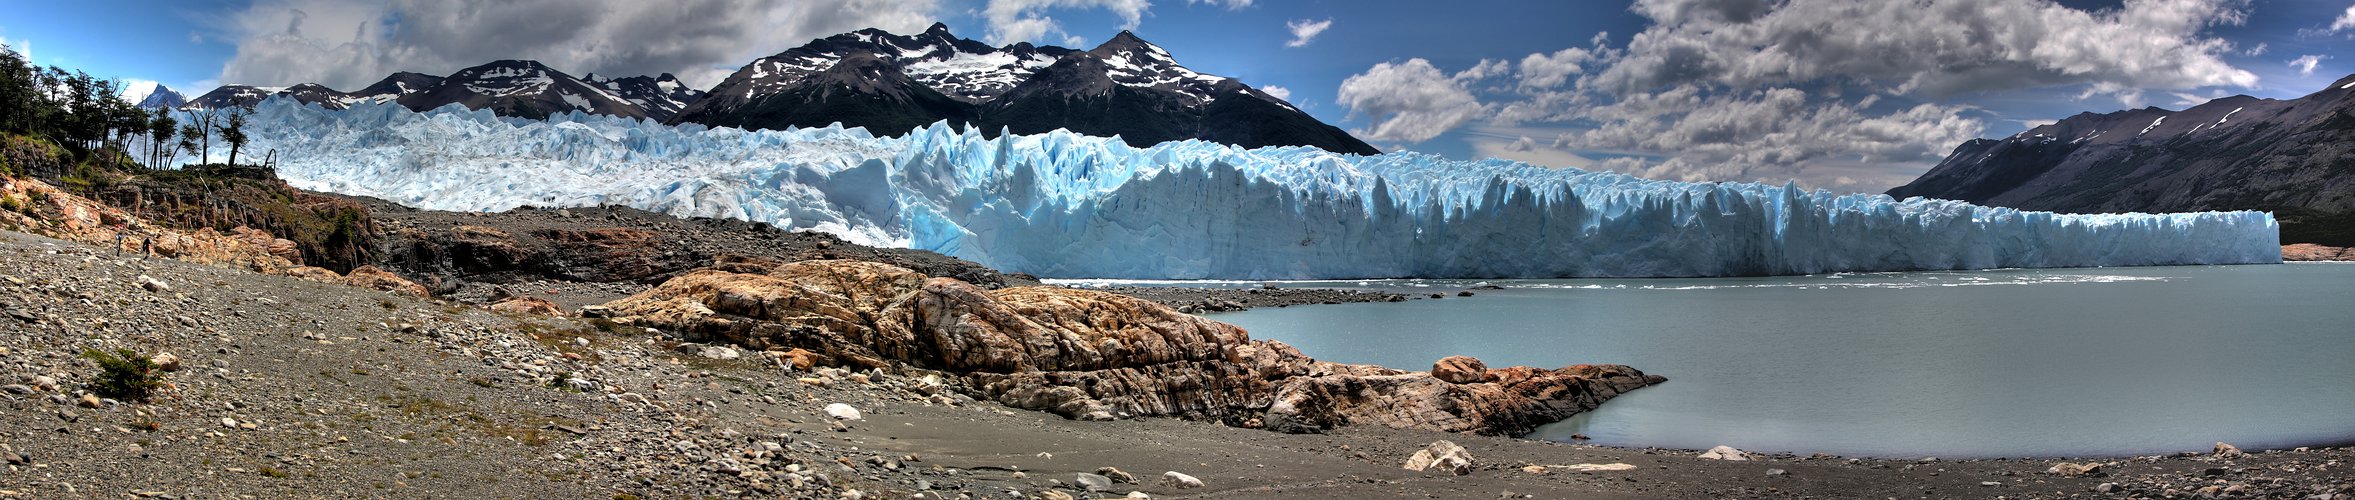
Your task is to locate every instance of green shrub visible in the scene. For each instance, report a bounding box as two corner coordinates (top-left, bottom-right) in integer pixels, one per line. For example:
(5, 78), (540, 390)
(81, 348), (163, 402)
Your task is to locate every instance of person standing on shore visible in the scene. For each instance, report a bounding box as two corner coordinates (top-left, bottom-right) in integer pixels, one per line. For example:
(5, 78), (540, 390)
(114, 225), (129, 257)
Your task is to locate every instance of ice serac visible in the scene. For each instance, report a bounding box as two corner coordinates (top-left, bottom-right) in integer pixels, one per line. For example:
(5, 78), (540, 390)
(231, 97), (2283, 279)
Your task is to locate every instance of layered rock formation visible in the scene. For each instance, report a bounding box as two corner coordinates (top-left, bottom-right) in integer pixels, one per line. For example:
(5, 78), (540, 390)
(602, 259), (1662, 436)
(2282, 244), (2355, 261)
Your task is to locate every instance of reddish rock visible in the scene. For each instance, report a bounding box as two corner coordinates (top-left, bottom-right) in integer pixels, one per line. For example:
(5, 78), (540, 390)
(1433, 355), (1488, 384)
(603, 260), (1664, 436)
(343, 265), (430, 297)
(2282, 243), (2355, 261)
(487, 296), (563, 316)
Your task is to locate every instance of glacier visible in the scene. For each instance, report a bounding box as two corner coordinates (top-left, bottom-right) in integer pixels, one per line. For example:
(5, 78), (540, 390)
(223, 98), (2282, 279)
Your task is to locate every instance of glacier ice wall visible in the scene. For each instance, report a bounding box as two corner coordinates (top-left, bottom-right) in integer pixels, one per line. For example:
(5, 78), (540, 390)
(228, 98), (2283, 279)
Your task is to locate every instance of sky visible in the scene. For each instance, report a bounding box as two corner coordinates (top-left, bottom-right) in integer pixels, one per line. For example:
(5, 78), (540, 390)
(3, 0), (2352, 193)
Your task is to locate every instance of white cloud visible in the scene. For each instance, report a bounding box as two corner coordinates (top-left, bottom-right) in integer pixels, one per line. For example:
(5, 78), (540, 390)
(1260, 85), (1291, 102)
(1452, 59), (1512, 82)
(120, 79), (162, 103)
(1595, 0), (2259, 99)
(2334, 5), (2355, 32)
(0, 35), (28, 61)
(1516, 47), (1591, 89)
(2290, 55), (2328, 76)
(1187, 0), (1253, 10)
(2244, 42), (2266, 56)
(1284, 18), (1332, 48)
(1336, 58), (1488, 143)
(214, 0), (942, 90)
(1466, 129), (1595, 169)
(1558, 85), (1984, 190)
(981, 0), (1149, 46)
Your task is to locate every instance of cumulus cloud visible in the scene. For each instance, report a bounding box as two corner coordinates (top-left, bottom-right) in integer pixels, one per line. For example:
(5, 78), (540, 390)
(981, 0), (1149, 46)
(1336, 59), (1489, 143)
(1559, 85), (1983, 190)
(1594, 0), (2258, 101)
(2335, 4), (2355, 32)
(1284, 18), (1332, 48)
(1260, 85), (1291, 101)
(213, 0), (942, 90)
(1516, 47), (1590, 89)
(2290, 55), (2328, 76)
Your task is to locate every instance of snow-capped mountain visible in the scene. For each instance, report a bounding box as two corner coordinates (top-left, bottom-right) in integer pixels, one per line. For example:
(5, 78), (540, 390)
(185, 72), (443, 110)
(1889, 73), (2355, 246)
(584, 73), (706, 121)
(135, 84), (188, 109)
(671, 24), (1377, 155)
(395, 60), (648, 120)
(231, 98), (2281, 279)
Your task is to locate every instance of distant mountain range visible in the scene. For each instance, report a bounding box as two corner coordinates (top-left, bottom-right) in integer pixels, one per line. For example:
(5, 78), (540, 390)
(180, 24), (1375, 155)
(1889, 74), (2355, 246)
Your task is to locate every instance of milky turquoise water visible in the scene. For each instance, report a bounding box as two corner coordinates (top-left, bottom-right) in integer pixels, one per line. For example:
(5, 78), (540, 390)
(1064, 263), (2355, 458)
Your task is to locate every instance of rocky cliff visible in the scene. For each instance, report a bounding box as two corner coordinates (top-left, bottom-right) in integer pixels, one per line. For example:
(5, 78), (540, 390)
(602, 259), (1662, 436)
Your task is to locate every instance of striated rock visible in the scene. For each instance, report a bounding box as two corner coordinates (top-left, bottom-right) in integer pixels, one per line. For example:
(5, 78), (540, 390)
(2283, 244), (2355, 261)
(487, 296), (563, 316)
(342, 265), (429, 297)
(1402, 440), (1474, 475)
(1262, 363), (1667, 436)
(603, 260), (1664, 436)
(1432, 355), (1487, 384)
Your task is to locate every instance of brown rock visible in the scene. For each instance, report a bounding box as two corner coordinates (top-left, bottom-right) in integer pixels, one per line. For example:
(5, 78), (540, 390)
(603, 260), (1663, 436)
(2282, 243), (2355, 261)
(277, 266), (345, 284)
(487, 296), (563, 316)
(1433, 355), (1488, 384)
(2047, 462), (2102, 477)
(343, 265), (429, 297)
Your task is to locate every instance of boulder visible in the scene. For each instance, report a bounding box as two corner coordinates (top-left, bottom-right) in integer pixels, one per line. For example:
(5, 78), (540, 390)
(343, 265), (429, 297)
(1698, 445), (1750, 461)
(1402, 440), (1475, 475)
(1432, 355), (1487, 384)
(1159, 471), (1203, 489)
(2214, 442), (2244, 458)
(148, 352), (182, 372)
(487, 296), (563, 316)
(825, 403), (862, 420)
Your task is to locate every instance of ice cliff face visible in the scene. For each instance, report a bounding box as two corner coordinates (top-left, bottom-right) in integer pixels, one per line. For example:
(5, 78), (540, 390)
(230, 98), (2283, 279)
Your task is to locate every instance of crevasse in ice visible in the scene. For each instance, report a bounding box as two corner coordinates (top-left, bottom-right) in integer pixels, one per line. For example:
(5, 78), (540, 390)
(225, 97), (2282, 279)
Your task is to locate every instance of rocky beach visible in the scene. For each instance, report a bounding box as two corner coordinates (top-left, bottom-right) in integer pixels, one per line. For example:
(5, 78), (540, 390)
(4, 173), (2353, 498)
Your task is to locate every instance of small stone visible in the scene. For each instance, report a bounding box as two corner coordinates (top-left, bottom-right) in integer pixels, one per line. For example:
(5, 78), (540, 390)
(1766, 468), (1789, 476)
(2, 452), (27, 465)
(0, 384), (31, 395)
(2094, 482), (2118, 493)
(1010, 472), (1027, 479)
(1159, 471), (1203, 489)
(1981, 481), (2003, 487)
(1075, 472), (1114, 492)
(1038, 491), (1074, 500)
(1457, 290), (1475, 297)
(1402, 440), (1475, 475)
(32, 375), (58, 391)
(1698, 445), (1750, 461)
(1125, 492), (1151, 499)
(2214, 442), (2244, 458)
(824, 403), (861, 420)
(2048, 462), (2103, 477)
(149, 352), (182, 372)
(136, 275), (170, 293)
(77, 393), (101, 408)
(1521, 465), (1548, 475)
(220, 417), (238, 428)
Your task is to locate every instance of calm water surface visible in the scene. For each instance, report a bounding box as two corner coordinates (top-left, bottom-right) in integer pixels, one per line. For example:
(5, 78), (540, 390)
(1068, 263), (2355, 458)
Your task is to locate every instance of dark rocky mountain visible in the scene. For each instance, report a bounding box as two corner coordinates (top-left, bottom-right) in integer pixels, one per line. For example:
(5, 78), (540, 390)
(1888, 74), (2355, 246)
(134, 84), (188, 109)
(395, 60), (648, 120)
(672, 24), (1377, 155)
(584, 73), (706, 121)
(974, 32), (1378, 154)
(185, 85), (286, 109)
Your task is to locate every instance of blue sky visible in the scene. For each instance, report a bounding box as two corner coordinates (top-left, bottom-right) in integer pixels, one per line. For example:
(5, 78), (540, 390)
(4, 0), (2351, 193)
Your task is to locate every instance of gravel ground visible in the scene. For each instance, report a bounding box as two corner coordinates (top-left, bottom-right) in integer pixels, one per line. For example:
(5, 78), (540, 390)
(8, 228), (2355, 499)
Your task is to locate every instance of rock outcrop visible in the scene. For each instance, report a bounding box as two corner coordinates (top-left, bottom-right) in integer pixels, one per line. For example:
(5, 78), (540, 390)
(2282, 244), (2355, 261)
(343, 265), (430, 297)
(602, 259), (1663, 436)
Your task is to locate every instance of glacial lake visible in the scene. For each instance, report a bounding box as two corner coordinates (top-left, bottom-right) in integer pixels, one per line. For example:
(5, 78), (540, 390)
(1060, 263), (2355, 458)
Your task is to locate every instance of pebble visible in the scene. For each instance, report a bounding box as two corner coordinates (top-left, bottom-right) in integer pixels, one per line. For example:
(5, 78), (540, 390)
(1765, 468), (1788, 476)
(825, 403), (862, 420)
(1161, 471), (1204, 489)
(76, 393), (101, 408)
(1075, 472), (1114, 492)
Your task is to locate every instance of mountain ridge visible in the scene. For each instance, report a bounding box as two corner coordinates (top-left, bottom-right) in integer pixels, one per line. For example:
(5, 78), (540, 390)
(1888, 74), (2355, 245)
